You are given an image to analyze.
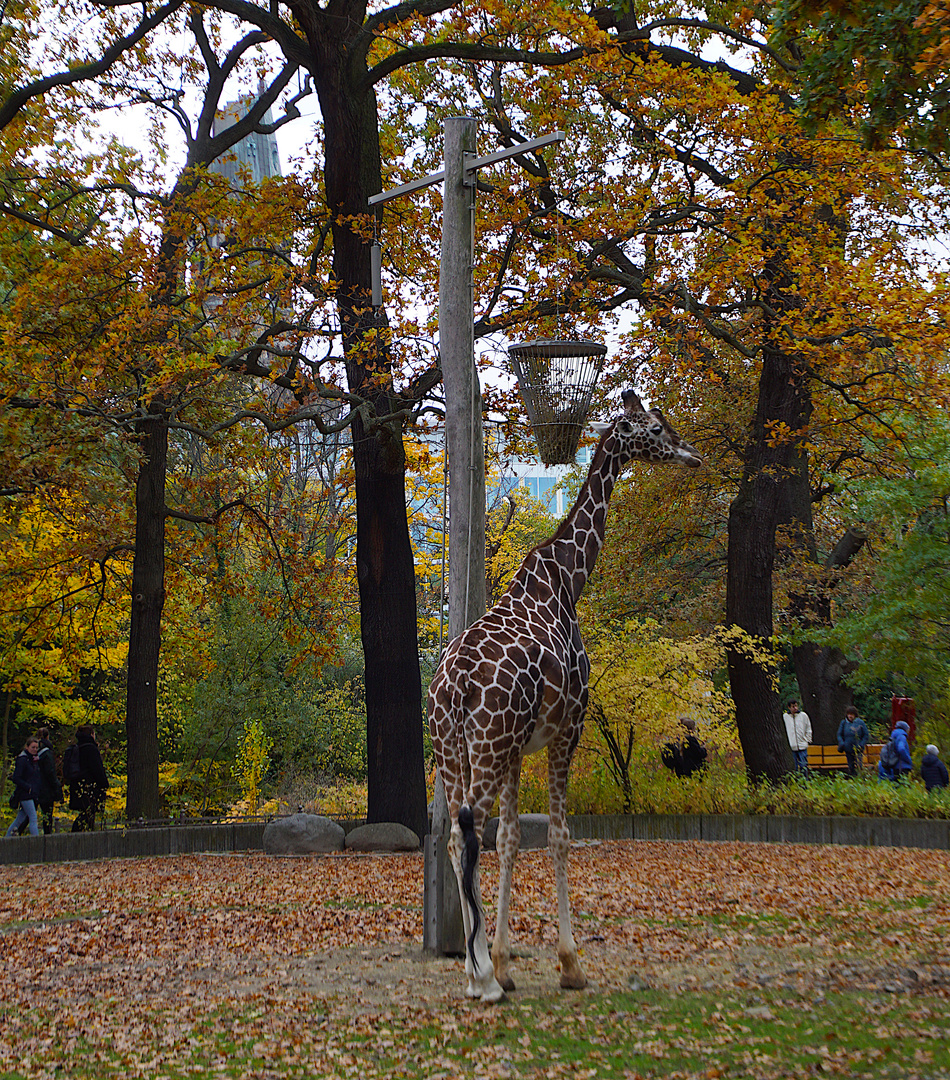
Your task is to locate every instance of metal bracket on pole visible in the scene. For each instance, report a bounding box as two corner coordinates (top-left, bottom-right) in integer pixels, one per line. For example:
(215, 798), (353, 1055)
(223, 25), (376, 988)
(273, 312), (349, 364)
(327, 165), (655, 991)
(368, 169), (445, 207)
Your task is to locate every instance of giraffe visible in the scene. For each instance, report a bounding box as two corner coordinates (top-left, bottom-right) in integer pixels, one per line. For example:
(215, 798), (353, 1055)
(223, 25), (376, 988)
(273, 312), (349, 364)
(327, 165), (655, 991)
(428, 389), (702, 1002)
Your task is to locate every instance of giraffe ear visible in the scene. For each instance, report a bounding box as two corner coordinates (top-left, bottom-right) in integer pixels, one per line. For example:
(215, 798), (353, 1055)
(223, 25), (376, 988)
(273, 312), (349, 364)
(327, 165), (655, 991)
(590, 421), (612, 437)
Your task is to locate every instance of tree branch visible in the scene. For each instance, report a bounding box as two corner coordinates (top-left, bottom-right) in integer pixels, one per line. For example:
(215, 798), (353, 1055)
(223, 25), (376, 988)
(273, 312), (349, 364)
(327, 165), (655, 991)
(0, 0), (186, 131)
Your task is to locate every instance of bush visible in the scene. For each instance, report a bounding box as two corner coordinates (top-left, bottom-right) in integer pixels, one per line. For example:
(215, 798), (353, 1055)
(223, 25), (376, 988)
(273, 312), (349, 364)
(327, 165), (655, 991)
(270, 766), (367, 818)
(521, 742), (950, 820)
(159, 760), (235, 816)
(236, 716), (272, 813)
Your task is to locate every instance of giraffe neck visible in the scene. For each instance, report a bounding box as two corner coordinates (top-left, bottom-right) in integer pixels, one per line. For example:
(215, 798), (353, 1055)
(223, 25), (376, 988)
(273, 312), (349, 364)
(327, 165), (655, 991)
(544, 435), (622, 606)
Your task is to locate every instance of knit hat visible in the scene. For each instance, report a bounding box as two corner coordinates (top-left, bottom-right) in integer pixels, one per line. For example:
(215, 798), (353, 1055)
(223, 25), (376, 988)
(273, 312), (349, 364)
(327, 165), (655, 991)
(895, 720), (910, 733)
(926, 744), (939, 756)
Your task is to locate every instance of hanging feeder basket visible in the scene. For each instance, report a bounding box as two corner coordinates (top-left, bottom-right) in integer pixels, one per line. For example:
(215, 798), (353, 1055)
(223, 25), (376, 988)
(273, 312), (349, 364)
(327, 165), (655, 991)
(508, 338), (607, 465)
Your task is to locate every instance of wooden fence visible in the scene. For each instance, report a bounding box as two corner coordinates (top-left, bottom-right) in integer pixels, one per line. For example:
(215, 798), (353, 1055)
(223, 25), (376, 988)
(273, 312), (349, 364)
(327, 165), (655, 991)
(2, 813), (949, 865)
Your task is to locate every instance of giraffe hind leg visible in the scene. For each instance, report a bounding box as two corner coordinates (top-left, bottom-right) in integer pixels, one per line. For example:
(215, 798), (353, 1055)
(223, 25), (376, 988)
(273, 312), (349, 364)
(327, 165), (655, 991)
(447, 819), (480, 996)
(457, 805), (505, 1003)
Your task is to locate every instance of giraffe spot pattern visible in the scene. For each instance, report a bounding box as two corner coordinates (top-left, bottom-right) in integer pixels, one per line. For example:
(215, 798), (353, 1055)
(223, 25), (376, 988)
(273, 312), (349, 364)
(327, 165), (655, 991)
(430, 398), (701, 826)
(428, 394), (701, 998)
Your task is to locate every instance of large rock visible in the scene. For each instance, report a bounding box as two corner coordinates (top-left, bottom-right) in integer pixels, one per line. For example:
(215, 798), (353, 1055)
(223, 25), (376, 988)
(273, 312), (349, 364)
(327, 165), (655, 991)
(344, 822), (420, 852)
(482, 813), (550, 851)
(263, 813), (344, 855)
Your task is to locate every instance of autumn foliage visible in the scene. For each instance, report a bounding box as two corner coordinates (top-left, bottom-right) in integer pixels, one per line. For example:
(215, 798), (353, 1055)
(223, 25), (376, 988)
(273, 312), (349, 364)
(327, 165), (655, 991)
(3, 0), (950, 813)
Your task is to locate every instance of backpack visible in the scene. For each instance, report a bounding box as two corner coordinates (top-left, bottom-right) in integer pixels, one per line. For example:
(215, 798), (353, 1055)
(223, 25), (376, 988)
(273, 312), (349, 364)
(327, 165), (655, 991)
(62, 743), (82, 784)
(880, 737), (900, 771)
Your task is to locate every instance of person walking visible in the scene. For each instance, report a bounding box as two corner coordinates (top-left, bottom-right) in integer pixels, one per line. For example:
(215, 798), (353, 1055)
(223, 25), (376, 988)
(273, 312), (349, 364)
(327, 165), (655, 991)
(878, 720), (914, 782)
(69, 725), (109, 832)
(783, 699), (812, 774)
(836, 706), (870, 776)
(920, 744), (949, 792)
(662, 718), (708, 778)
(34, 728), (64, 835)
(5, 736), (41, 837)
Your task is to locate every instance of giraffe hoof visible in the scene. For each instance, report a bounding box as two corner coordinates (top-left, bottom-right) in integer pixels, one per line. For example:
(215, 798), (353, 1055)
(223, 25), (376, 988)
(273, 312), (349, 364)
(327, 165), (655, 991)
(559, 970), (588, 991)
(480, 982), (506, 1004)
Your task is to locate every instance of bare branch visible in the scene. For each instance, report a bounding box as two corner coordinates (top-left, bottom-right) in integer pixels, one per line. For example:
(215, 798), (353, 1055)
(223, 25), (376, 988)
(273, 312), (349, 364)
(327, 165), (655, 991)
(0, 0), (186, 130)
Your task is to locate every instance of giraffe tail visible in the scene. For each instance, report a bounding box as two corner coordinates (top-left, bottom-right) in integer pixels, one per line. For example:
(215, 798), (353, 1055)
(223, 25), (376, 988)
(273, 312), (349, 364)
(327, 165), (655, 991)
(458, 804), (481, 974)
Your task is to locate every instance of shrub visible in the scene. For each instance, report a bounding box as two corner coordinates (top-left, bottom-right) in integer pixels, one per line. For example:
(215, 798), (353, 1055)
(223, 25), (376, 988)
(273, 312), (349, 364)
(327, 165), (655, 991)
(159, 760), (235, 816)
(236, 716), (272, 813)
(526, 745), (950, 820)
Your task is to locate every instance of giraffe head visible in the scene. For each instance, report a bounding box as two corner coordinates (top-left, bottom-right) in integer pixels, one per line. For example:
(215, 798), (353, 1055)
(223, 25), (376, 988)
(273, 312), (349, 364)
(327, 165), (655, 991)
(591, 390), (702, 468)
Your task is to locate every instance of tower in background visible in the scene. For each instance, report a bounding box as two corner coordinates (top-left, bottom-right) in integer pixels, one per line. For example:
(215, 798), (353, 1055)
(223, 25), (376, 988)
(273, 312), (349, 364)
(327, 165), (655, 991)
(209, 99), (282, 185)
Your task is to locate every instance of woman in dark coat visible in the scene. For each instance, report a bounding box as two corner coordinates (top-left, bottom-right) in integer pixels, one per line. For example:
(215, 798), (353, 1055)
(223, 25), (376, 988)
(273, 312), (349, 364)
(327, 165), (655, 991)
(5, 736), (40, 837)
(34, 728), (64, 834)
(921, 745), (950, 792)
(69, 725), (109, 832)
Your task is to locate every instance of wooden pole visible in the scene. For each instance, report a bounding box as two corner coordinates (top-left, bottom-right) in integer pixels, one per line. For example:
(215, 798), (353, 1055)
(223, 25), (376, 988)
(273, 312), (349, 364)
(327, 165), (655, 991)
(424, 116), (486, 956)
(372, 122), (562, 956)
(442, 116), (486, 637)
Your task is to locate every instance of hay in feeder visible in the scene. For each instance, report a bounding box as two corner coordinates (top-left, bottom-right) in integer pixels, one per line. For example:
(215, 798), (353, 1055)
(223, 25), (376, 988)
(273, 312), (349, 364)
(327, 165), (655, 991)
(508, 338), (607, 465)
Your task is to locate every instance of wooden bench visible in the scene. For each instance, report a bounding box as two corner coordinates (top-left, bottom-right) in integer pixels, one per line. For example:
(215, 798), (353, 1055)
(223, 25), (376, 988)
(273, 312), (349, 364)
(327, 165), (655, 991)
(806, 744), (883, 773)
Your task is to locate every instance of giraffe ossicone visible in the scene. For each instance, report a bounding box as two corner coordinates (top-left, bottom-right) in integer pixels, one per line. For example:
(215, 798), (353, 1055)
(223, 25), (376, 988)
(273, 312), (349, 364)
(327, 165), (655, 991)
(428, 389), (701, 1002)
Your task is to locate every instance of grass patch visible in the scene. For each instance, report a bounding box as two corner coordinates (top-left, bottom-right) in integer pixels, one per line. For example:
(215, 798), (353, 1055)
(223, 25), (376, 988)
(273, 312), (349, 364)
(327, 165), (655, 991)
(240, 757), (950, 823)
(322, 897), (386, 911)
(333, 988), (949, 1080)
(446, 987), (950, 1079)
(866, 894), (938, 913)
(5, 987), (950, 1079)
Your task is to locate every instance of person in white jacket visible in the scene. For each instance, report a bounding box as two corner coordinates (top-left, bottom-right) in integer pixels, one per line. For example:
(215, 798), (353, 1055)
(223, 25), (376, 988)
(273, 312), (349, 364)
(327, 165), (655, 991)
(783, 699), (812, 774)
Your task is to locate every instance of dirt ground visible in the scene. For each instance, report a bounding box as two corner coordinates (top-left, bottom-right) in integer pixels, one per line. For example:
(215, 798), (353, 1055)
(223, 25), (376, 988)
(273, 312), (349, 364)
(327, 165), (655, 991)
(5, 839), (947, 1017)
(32, 924), (940, 1026)
(241, 931), (948, 1011)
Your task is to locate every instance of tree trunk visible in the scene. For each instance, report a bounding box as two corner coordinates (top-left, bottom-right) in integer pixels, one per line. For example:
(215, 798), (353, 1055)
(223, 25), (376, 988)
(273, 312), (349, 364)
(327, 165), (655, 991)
(353, 412), (428, 836)
(314, 43), (427, 840)
(125, 412), (167, 819)
(792, 642), (855, 745)
(790, 527), (867, 743)
(726, 337), (810, 780)
(726, 469), (791, 781)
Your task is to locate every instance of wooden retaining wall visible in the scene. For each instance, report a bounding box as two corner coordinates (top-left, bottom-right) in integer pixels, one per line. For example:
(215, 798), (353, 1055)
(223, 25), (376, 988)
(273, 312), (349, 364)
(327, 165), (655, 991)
(0, 822), (267, 865)
(2, 813), (949, 866)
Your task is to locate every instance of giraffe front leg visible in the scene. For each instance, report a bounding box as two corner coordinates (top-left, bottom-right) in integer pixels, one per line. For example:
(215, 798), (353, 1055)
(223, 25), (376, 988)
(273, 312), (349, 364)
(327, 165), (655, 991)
(491, 761), (522, 992)
(548, 741), (587, 991)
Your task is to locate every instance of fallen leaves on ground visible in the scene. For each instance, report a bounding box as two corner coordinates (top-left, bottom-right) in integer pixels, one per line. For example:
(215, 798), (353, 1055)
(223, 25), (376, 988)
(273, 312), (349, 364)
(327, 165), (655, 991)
(1, 840), (949, 1079)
